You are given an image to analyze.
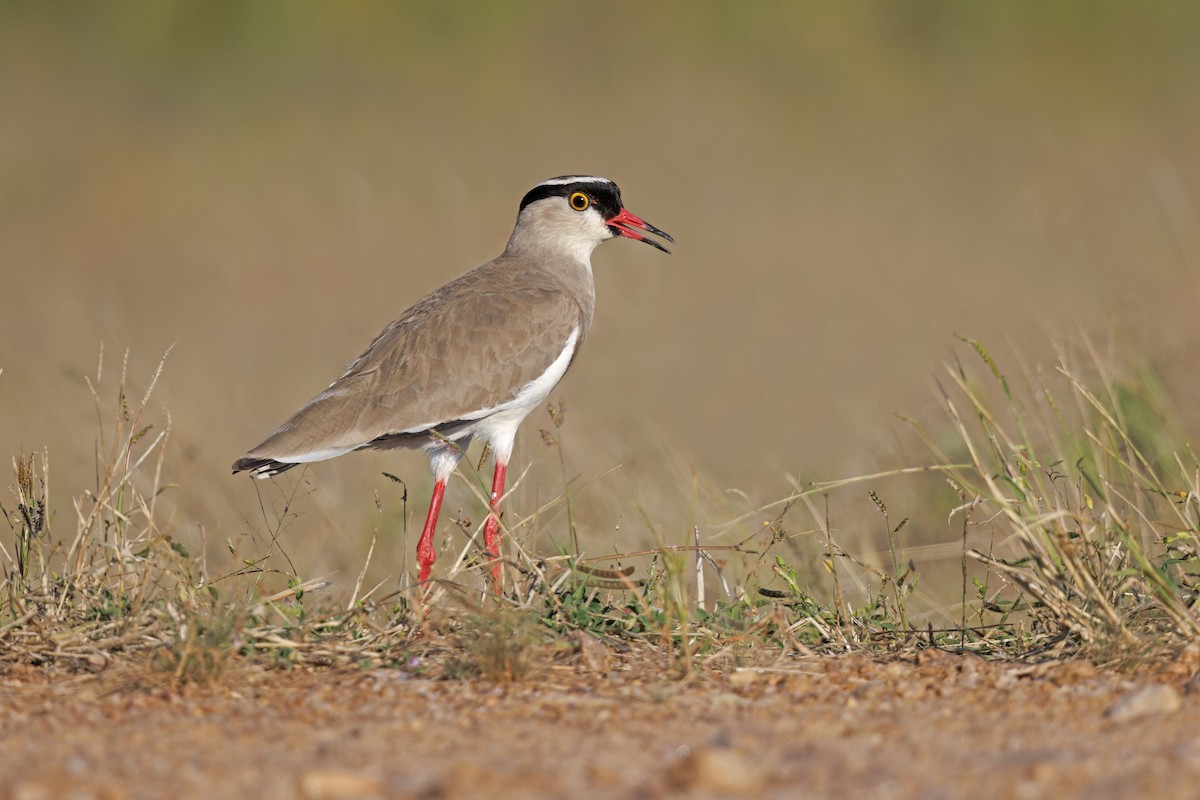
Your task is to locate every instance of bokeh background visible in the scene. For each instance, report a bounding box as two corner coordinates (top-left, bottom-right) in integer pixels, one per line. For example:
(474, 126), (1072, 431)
(3, 3), (1200, 601)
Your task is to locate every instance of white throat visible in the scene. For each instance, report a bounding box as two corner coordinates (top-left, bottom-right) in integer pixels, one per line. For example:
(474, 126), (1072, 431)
(504, 200), (613, 270)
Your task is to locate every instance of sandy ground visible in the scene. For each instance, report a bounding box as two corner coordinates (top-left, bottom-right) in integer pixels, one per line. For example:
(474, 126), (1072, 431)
(2, 648), (1199, 800)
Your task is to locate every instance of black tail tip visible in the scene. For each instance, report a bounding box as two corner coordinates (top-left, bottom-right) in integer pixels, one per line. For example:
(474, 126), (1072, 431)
(232, 457), (296, 478)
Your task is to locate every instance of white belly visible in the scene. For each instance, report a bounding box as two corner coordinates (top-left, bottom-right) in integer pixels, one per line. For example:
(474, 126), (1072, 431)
(456, 326), (579, 464)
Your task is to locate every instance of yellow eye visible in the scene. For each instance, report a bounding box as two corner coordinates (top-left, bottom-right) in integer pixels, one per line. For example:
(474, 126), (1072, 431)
(569, 192), (590, 211)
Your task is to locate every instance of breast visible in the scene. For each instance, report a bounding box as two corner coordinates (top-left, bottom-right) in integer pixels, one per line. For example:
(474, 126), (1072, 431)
(458, 325), (582, 463)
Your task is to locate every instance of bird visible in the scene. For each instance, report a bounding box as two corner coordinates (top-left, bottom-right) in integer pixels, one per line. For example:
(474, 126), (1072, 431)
(232, 175), (673, 588)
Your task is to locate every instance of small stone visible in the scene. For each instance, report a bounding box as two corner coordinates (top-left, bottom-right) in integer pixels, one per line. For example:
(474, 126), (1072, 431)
(1049, 660), (1096, 685)
(571, 630), (610, 674)
(914, 648), (957, 668)
(12, 780), (52, 800)
(1178, 642), (1200, 670)
(669, 745), (764, 794)
(729, 669), (760, 687)
(1104, 684), (1182, 722)
(995, 670), (1021, 690)
(851, 680), (883, 699)
(1171, 738), (1200, 764)
(297, 768), (383, 799)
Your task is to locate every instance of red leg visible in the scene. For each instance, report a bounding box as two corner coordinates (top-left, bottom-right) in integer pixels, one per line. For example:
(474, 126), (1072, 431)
(483, 461), (507, 587)
(416, 478), (446, 584)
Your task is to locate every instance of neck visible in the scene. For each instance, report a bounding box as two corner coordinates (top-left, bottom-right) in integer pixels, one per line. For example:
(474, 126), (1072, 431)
(499, 223), (597, 333)
(503, 225), (600, 270)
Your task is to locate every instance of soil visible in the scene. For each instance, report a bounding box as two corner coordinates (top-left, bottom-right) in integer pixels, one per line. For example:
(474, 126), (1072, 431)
(2, 647), (1199, 800)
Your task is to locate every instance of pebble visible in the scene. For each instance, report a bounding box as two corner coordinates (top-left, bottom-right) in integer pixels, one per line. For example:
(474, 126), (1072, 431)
(297, 768), (383, 799)
(728, 668), (760, 687)
(669, 745), (764, 794)
(1104, 684), (1182, 722)
(571, 630), (610, 674)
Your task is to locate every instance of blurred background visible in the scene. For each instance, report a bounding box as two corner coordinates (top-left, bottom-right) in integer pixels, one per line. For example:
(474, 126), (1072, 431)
(3, 2), (1200, 599)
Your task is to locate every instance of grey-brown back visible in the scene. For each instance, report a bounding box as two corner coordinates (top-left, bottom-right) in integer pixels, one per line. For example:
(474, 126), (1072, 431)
(232, 253), (594, 474)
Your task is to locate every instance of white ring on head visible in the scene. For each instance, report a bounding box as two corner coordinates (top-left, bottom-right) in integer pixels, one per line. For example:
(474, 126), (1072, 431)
(533, 176), (614, 188)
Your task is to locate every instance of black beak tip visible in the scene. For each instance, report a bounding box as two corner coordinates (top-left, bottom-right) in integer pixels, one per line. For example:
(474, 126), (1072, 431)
(650, 226), (676, 245)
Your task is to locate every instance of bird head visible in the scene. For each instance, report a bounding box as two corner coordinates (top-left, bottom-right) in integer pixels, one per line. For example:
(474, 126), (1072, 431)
(510, 176), (673, 261)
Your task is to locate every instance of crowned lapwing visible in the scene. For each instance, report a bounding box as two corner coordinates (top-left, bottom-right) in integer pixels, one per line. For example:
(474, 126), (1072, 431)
(233, 176), (673, 588)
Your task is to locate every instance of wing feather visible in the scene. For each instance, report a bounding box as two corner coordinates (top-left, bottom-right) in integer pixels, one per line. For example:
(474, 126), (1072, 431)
(233, 261), (586, 470)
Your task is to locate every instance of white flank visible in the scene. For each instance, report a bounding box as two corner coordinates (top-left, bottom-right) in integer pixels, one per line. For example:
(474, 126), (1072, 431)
(263, 329), (579, 477)
(461, 326), (579, 465)
(276, 445), (359, 464)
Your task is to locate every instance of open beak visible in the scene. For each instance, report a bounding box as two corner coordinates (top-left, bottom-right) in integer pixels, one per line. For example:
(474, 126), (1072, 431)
(606, 208), (674, 254)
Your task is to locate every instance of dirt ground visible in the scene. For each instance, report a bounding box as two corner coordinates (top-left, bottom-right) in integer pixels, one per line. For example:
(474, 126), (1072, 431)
(2, 648), (1199, 800)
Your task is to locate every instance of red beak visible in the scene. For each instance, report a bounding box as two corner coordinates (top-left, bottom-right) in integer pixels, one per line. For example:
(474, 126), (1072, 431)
(606, 208), (674, 254)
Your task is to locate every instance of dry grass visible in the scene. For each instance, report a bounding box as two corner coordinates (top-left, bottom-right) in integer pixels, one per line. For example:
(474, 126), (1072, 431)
(4, 335), (1195, 685)
(5, 4), (1200, 587)
(926, 337), (1200, 665)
